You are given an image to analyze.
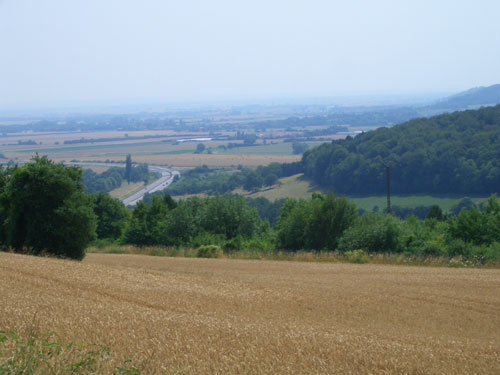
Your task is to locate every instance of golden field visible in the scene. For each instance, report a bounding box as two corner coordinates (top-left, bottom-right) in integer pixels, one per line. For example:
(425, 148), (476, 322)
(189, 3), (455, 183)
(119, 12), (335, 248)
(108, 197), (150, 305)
(1, 129), (303, 168)
(1, 252), (500, 374)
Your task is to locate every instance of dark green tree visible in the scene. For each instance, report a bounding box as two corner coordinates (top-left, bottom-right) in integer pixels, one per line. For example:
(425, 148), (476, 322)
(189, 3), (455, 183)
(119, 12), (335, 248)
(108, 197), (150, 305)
(195, 143), (206, 154)
(123, 201), (152, 246)
(242, 134), (257, 145)
(276, 193), (357, 251)
(264, 173), (278, 187)
(93, 192), (129, 240)
(243, 171), (263, 191)
(1, 155), (96, 259)
(200, 195), (260, 239)
(338, 213), (403, 253)
(446, 207), (487, 245)
(125, 154), (132, 184)
(426, 205), (445, 221)
(306, 193), (358, 250)
(483, 195), (500, 244)
(276, 199), (311, 250)
(0, 164), (17, 246)
(292, 142), (309, 155)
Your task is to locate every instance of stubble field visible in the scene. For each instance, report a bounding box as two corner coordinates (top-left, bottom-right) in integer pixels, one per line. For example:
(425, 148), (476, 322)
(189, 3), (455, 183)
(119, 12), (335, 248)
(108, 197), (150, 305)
(0, 130), (304, 168)
(1, 252), (499, 374)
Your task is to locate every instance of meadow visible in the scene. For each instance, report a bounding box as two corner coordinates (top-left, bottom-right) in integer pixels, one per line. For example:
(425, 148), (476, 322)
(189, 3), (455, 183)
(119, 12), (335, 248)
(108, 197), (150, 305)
(232, 173), (489, 212)
(1, 252), (499, 374)
(349, 194), (489, 212)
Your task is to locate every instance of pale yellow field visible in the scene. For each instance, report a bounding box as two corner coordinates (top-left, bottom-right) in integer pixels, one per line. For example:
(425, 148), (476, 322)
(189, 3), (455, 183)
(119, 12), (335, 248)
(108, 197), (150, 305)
(108, 181), (145, 200)
(82, 165), (110, 173)
(2, 132), (302, 167)
(234, 173), (321, 200)
(0, 130), (182, 145)
(65, 153), (301, 168)
(1, 252), (499, 374)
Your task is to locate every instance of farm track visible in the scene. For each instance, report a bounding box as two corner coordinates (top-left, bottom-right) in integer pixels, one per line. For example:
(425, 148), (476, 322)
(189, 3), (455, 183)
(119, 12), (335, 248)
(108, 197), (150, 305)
(1, 252), (500, 374)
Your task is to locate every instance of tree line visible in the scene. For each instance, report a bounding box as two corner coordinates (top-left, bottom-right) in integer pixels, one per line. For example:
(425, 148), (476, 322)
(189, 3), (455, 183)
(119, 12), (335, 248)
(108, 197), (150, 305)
(1, 156), (500, 263)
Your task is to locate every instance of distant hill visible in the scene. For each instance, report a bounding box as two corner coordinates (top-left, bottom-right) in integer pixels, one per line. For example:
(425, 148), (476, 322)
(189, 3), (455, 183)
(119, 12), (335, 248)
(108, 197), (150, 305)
(426, 84), (500, 112)
(301, 105), (500, 195)
(274, 84), (500, 130)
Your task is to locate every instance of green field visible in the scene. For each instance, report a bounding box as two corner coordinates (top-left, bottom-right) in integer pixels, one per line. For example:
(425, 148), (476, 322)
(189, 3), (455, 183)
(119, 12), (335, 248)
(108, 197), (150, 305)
(238, 173), (489, 212)
(217, 141), (323, 156)
(349, 195), (489, 212)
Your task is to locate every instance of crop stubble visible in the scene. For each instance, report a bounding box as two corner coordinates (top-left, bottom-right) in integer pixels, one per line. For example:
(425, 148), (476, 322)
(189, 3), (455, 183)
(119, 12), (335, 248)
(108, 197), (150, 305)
(1, 253), (499, 374)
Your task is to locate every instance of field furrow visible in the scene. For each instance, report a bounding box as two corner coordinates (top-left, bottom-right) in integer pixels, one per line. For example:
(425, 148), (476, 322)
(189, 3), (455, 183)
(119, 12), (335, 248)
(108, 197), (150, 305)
(1, 253), (499, 374)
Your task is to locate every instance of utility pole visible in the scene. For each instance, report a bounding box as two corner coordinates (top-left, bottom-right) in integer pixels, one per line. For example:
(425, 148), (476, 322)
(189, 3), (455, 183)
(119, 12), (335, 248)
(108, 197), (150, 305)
(381, 160), (391, 214)
(385, 165), (391, 214)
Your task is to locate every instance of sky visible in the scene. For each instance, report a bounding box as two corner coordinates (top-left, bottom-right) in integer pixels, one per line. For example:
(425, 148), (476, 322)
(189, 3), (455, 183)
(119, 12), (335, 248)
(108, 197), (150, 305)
(1, 0), (500, 109)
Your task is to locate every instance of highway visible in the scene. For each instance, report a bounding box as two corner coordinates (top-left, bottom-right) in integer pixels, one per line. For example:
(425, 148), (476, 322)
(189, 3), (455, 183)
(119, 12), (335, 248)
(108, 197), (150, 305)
(121, 167), (179, 206)
(64, 162), (179, 206)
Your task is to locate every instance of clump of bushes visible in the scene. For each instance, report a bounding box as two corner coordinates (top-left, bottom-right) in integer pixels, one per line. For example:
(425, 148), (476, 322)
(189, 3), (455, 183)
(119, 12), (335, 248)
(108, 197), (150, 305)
(338, 213), (402, 253)
(344, 250), (369, 264)
(196, 245), (223, 258)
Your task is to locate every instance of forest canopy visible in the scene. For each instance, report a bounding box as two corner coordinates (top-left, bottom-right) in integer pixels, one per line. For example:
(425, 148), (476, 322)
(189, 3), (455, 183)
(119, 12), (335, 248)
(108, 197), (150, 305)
(301, 105), (500, 195)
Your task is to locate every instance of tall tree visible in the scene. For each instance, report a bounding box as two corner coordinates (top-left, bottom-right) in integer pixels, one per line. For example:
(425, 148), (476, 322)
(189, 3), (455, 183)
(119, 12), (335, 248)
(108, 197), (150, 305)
(93, 192), (129, 240)
(125, 154), (132, 184)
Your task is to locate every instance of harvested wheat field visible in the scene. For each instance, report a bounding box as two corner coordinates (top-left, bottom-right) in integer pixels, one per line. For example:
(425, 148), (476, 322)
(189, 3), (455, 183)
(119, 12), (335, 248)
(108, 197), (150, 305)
(1, 252), (500, 374)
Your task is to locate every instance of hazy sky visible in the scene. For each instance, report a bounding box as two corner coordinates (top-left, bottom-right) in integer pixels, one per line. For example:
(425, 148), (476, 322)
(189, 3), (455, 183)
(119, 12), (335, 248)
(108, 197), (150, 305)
(1, 0), (500, 109)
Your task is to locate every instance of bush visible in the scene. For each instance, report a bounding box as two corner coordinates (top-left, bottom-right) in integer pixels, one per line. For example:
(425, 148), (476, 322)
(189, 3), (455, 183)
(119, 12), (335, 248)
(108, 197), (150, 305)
(91, 238), (116, 249)
(401, 216), (446, 256)
(344, 249), (369, 263)
(196, 245), (223, 258)
(223, 236), (243, 252)
(338, 213), (402, 253)
(276, 194), (358, 251)
(445, 239), (473, 257)
(481, 242), (500, 261)
(189, 232), (225, 248)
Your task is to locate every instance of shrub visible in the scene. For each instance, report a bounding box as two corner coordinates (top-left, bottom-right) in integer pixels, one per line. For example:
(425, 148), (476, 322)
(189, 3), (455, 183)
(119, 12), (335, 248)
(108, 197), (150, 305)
(344, 249), (369, 264)
(189, 232), (225, 248)
(481, 242), (500, 261)
(196, 245), (223, 258)
(338, 213), (402, 253)
(276, 194), (358, 251)
(445, 239), (473, 257)
(223, 236), (243, 252)
(401, 216), (447, 256)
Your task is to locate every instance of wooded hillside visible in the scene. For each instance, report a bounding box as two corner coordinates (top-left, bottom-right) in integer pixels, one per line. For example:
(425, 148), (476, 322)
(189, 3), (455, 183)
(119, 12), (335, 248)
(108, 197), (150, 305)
(301, 105), (500, 194)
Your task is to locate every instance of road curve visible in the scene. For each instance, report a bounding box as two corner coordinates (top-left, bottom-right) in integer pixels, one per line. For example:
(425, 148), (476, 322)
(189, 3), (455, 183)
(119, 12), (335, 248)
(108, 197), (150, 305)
(122, 168), (180, 206)
(64, 162), (179, 206)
